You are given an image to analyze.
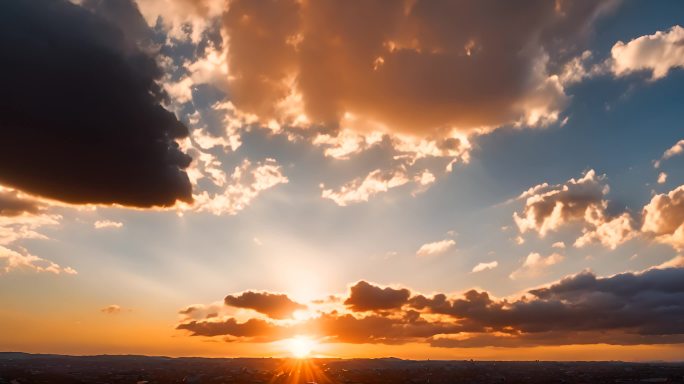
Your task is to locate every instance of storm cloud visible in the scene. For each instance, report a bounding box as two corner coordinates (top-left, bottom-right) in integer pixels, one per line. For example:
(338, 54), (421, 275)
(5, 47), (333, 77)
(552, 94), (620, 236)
(0, 0), (192, 207)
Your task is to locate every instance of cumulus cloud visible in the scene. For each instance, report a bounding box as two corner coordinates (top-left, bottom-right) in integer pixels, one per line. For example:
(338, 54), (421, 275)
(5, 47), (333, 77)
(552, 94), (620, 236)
(94, 220), (124, 229)
(513, 170), (636, 249)
(610, 25), (684, 80)
(416, 239), (456, 258)
(178, 268), (684, 347)
(190, 159), (288, 215)
(642, 185), (684, 250)
(574, 212), (636, 249)
(0, 245), (76, 275)
(138, 0), (620, 202)
(344, 281), (411, 312)
(472, 261), (498, 273)
(224, 291), (306, 320)
(509, 252), (563, 280)
(514, 170), (607, 236)
(215, 0), (615, 134)
(0, 0), (192, 207)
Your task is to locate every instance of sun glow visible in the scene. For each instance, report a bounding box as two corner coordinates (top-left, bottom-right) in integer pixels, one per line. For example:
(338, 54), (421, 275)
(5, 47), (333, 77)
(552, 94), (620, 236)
(286, 336), (316, 358)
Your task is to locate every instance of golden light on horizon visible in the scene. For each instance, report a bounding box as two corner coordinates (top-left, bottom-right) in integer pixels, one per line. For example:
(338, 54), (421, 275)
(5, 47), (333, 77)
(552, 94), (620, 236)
(286, 336), (317, 359)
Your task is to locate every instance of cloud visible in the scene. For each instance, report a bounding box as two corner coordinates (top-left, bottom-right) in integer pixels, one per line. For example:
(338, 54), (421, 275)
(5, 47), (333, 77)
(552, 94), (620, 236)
(321, 168), (409, 206)
(513, 170), (635, 249)
(472, 261), (498, 273)
(0, 187), (45, 217)
(514, 170), (607, 236)
(94, 220), (123, 229)
(343, 281), (411, 312)
(177, 317), (284, 340)
(214, 0), (615, 134)
(655, 139), (684, 168)
(0, 0), (192, 207)
(655, 255), (684, 269)
(142, 0), (618, 202)
(178, 268), (684, 347)
(416, 239), (456, 257)
(0, 186), (71, 275)
(136, 0), (223, 43)
(610, 25), (684, 80)
(574, 212), (636, 250)
(642, 185), (684, 250)
(509, 252), (563, 280)
(190, 159), (288, 215)
(101, 304), (122, 314)
(658, 172), (668, 184)
(224, 291), (306, 319)
(0, 212), (60, 250)
(0, 245), (76, 275)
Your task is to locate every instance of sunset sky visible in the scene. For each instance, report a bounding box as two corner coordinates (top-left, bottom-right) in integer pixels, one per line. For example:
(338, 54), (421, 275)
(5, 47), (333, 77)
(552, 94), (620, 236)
(2, 0), (684, 361)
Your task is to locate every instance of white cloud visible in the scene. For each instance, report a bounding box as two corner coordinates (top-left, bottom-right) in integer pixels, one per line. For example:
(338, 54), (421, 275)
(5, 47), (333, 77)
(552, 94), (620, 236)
(610, 25), (684, 80)
(472, 261), (498, 273)
(513, 170), (607, 236)
(191, 159), (288, 215)
(321, 168), (410, 206)
(94, 220), (123, 229)
(655, 139), (684, 168)
(509, 252), (563, 280)
(514, 170), (635, 250)
(416, 239), (456, 258)
(574, 211), (636, 250)
(0, 245), (76, 275)
(642, 185), (684, 250)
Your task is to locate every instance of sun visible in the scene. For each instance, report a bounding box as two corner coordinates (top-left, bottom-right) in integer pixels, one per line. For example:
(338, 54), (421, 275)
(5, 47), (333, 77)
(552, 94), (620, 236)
(286, 336), (316, 358)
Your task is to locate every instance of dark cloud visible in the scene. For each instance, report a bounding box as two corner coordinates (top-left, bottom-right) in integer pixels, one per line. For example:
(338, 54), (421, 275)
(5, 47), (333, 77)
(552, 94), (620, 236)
(344, 281), (411, 312)
(0, 189), (44, 217)
(179, 268), (684, 347)
(177, 317), (285, 340)
(80, 0), (154, 45)
(224, 291), (306, 319)
(0, 0), (191, 207)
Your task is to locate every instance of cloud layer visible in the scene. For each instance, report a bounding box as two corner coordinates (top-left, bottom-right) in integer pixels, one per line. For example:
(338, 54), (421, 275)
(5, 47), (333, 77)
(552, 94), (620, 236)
(177, 268), (684, 347)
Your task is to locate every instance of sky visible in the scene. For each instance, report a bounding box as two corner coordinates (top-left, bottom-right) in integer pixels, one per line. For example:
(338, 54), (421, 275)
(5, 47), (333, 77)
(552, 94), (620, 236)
(1, 0), (684, 361)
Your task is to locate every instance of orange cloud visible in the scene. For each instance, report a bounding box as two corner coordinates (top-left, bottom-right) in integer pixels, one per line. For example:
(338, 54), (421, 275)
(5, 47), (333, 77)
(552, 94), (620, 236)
(225, 291), (307, 320)
(642, 185), (684, 250)
(344, 281), (411, 312)
(215, 0), (615, 135)
(177, 269), (684, 347)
